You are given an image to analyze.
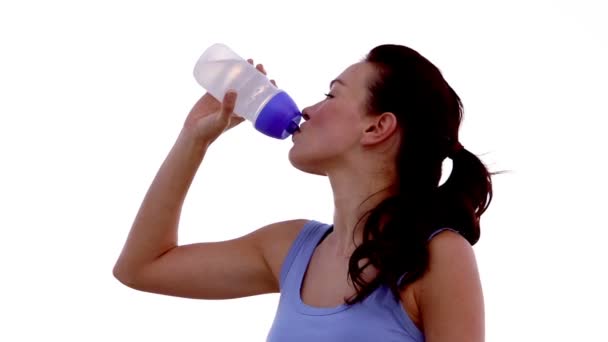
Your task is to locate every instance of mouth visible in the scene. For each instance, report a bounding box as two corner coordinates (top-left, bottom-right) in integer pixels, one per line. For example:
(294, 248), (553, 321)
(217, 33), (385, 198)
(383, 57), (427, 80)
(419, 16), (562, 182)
(291, 129), (301, 142)
(291, 122), (306, 141)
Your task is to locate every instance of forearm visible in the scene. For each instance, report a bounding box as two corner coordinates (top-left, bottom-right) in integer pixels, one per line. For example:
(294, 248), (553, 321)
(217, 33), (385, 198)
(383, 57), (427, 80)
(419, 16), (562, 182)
(113, 129), (209, 278)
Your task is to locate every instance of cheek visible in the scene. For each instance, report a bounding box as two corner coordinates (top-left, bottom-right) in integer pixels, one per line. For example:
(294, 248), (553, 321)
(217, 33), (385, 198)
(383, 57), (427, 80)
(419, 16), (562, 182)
(313, 103), (349, 129)
(302, 101), (363, 147)
(319, 109), (362, 141)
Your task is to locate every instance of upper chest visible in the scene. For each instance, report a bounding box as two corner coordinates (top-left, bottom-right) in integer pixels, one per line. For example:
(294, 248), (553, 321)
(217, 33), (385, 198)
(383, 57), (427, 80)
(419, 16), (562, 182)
(299, 241), (422, 329)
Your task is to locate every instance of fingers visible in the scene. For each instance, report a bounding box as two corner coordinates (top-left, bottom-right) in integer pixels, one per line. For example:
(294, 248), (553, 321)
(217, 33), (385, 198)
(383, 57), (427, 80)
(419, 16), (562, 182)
(256, 63), (266, 75)
(247, 58), (269, 76)
(251, 60), (277, 86)
(254, 63), (276, 86)
(221, 90), (237, 118)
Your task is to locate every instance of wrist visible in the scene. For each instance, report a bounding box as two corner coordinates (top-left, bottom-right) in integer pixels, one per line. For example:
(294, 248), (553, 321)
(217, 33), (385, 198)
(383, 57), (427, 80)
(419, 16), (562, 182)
(177, 128), (211, 153)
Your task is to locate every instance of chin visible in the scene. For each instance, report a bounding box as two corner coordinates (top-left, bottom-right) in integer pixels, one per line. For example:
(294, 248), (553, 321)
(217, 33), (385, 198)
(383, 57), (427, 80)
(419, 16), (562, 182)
(288, 146), (327, 176)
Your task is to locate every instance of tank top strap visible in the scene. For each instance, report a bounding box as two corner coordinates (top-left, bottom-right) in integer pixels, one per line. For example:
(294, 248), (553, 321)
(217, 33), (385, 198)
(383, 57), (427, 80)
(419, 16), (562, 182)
(397, 227), (460, 286)
(279, 220), (333, 289)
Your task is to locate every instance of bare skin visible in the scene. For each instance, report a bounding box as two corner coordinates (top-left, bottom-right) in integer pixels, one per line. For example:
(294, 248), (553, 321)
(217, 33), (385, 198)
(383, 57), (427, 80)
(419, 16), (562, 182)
(113, 62), (307, 299)
(114, 59), (484, 342)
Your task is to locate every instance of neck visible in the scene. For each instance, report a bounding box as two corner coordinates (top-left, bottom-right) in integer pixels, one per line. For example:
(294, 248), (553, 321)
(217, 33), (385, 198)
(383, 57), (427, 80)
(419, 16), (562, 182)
(325, 165), (396, 257)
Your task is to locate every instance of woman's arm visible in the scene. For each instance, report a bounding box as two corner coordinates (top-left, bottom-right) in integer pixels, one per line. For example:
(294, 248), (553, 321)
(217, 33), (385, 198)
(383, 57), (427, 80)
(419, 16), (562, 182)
(416, 230), (485, 342)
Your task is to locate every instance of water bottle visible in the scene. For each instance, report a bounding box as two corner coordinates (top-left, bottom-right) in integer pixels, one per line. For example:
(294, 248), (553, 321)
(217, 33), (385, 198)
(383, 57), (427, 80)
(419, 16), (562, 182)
(193, 43), (302, 139)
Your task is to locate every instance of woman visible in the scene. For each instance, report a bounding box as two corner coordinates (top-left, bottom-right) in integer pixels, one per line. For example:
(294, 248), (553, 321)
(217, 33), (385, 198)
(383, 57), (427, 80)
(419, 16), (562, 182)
(113, 44), (493, 341)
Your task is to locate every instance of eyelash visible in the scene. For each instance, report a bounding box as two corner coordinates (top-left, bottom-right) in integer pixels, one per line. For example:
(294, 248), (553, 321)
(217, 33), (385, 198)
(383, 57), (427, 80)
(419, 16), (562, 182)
(324, 93), (335, 99)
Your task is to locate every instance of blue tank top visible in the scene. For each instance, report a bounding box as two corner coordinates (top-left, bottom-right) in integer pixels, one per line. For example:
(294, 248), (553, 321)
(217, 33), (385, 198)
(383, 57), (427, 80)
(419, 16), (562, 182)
(266, 220), (455, 341)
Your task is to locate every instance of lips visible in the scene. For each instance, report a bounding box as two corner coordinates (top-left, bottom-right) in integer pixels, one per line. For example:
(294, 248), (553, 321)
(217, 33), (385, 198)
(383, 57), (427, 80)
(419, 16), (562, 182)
(292, 123), (306, 141)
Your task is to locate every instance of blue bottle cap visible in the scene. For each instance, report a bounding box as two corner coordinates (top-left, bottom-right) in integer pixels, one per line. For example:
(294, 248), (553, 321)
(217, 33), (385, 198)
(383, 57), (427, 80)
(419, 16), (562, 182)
(254, 91), (302, 139)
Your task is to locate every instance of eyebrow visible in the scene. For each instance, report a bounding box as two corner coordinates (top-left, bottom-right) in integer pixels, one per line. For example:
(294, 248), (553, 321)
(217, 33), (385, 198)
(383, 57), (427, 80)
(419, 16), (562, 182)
(329, 78), (347, 88)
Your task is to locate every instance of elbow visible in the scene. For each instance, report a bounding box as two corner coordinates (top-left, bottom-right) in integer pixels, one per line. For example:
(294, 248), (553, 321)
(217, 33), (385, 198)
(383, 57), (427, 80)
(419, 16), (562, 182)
(113, 259), (161, 293)
(112, 247), (175, 290)
(112, 262), (141, 289)
(112, 263), (129, 285)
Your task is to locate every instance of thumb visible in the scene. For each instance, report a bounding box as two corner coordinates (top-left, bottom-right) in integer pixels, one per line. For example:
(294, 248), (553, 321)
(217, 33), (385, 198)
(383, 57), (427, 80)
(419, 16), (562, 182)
(220, 90), (237, 119)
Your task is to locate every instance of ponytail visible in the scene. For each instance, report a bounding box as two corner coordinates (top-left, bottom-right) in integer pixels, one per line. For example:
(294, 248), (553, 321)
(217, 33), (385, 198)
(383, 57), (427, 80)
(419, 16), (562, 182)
(346, 144), (495, 304)
(344, 43), (497, 305)
(435, 145), (494, 245)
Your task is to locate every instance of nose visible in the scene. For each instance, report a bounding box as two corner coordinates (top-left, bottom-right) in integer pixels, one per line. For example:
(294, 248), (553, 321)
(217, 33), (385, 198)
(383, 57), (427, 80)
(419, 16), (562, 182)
(301, 102), (319, 121)
(301, 107), (311, 121)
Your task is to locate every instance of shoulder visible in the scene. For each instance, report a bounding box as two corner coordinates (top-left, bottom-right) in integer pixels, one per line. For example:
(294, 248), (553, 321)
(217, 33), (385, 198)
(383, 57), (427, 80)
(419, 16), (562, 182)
(251, 219), (310, 242)
(425, 229), (478, 271)
(403, 229), (484, 341)
(420, 230), (481, 302)
(251, 219), (311, 285)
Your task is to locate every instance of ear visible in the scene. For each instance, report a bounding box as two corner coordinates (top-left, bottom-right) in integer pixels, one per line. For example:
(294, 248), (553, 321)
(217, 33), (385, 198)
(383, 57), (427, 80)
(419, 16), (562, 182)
(360, 112), (399, 146)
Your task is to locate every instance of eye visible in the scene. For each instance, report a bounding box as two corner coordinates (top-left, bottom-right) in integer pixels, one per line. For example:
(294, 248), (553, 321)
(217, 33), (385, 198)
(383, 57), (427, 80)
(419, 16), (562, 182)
(324, 93), (335, 99)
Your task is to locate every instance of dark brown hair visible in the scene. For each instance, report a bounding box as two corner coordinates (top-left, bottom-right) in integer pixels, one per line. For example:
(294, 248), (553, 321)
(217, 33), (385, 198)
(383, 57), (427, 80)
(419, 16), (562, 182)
(346, 44), (495, 304)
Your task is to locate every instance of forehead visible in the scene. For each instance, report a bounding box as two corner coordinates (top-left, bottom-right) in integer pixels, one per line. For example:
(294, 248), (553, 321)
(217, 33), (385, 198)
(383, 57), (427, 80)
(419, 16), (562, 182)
(335, 62), (376, 90)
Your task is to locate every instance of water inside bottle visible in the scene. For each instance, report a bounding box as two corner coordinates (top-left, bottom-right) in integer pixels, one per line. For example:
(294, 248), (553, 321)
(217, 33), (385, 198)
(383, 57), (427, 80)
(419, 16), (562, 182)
(196, 59), (279, 122)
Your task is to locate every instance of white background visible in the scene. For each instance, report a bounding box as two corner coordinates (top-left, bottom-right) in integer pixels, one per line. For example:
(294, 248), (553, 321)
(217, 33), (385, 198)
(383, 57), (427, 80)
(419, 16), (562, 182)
(1, 0), (606, 341)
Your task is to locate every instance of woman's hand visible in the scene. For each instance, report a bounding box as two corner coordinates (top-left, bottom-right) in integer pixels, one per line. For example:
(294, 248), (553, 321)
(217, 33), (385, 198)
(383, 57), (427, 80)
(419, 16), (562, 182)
(182, 60), (275, 146)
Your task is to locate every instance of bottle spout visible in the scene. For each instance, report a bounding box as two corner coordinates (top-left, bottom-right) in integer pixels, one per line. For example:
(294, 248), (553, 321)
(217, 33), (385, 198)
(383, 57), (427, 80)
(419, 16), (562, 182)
(255, 91), (302, 139)
(286, 119), (301, 134)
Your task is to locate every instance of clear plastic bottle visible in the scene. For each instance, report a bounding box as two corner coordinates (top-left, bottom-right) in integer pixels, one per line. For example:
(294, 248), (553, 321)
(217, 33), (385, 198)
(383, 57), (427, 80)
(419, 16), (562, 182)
(193, 43), (301, 139)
